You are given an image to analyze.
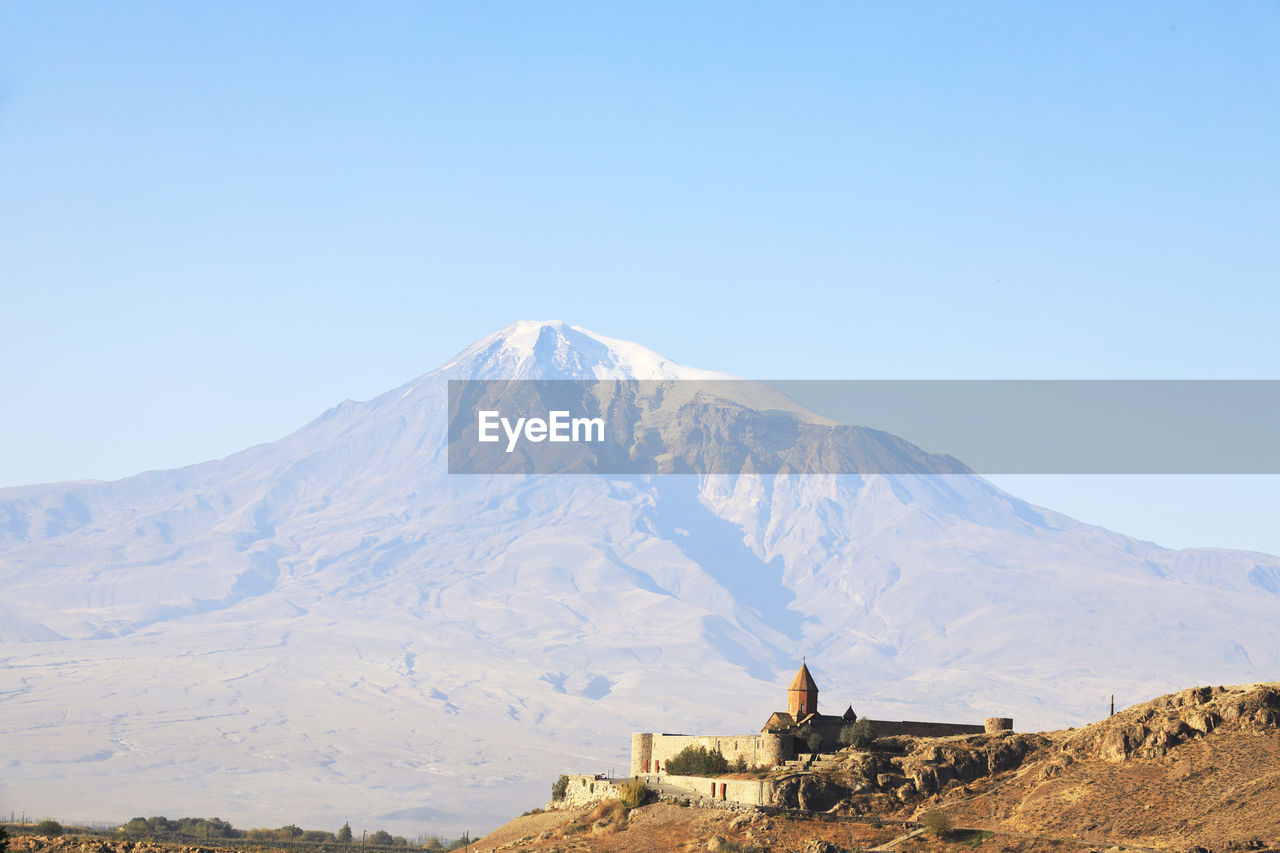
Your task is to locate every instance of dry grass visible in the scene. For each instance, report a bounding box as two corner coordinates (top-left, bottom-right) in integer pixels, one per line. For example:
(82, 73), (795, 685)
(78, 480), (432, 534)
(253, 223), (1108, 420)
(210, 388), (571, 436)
(472, 802), (901, 852)
(935, 729), (1280, 849)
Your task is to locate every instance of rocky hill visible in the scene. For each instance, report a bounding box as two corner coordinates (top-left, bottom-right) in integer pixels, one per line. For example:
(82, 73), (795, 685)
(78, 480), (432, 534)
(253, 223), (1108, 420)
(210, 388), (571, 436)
(470, 682), (1280, 851)
(934, 682), (1280, 850)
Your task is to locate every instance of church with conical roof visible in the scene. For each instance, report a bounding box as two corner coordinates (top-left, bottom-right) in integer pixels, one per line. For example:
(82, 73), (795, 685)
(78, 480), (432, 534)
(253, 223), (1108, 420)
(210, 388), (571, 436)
(788, 660), (818, 718)
(630, 660), (1012, 776)
(762, 660), (862, 738)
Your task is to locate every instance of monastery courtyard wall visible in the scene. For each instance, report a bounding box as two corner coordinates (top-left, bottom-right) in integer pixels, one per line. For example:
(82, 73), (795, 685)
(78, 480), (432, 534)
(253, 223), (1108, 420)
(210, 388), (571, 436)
(661, 773), (774, 806)
(554, 775), (624, 809)
(630, 731), (792, 775)
(627, 663), (1012, 774)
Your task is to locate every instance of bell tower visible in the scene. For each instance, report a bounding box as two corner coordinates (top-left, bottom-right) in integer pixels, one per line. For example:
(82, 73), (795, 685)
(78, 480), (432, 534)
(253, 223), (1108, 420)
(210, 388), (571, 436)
(787, 660), (819, 718)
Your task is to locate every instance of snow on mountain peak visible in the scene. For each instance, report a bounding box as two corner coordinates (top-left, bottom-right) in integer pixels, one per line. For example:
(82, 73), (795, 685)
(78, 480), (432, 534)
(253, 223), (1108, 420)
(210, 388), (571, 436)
(440, 320), (734, 380)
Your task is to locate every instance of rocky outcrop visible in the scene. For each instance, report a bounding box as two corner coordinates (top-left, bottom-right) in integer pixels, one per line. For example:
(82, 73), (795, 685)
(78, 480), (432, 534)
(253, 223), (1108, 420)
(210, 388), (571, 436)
(9, 838), (218, 853)
(1059, 683), (1280, 762)
(763, 683), (1280, 821)
(895, 733), (1047, 797)
(768, 773), (853, 811)
(803, 841), (845, 853)
(822, 730), (1049, 808)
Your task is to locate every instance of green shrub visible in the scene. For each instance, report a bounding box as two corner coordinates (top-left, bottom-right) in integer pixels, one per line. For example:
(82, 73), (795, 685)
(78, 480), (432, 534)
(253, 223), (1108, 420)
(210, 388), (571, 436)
(965, 829), (995, 847)
(919, 808), (954, 838)
(34, 821), (63, 837)
(665, 745), (730, 776)
(617, 779), (650, 810)
(839, 719), (874, 749)
(119, 816), (241, 841)
(300, 830), (335, 842)
(551, 774), (570, 801)
(120, 818), (150, 838)
(247, 826), (306, 842)
(1, 823), (10, 853)
(802, 729), (824, 752)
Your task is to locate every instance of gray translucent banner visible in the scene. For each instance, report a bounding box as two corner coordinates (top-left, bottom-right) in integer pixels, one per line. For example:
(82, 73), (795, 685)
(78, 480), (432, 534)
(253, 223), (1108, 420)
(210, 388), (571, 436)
(447, 379), (1280, 475)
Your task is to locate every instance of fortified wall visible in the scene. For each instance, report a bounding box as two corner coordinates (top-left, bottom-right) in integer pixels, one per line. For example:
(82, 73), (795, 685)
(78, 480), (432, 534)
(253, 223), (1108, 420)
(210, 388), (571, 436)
(661, 773), (775, 806)
(867, 719), (986, 738)
(630, 731), (792, 775)
(553, 775), (624, 809)
(790, 716), (1005, 753)
(630, 662), (1012, 772)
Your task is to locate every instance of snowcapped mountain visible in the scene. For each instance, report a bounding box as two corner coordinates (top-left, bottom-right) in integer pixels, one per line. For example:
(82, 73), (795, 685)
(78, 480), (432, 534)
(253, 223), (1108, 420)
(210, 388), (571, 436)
(2, 320), (1278, 836)
(440, 320), (735, 380)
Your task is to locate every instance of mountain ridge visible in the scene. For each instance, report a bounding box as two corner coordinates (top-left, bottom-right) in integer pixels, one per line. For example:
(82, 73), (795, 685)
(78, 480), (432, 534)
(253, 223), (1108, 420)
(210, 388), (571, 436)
(1, 321), (1277, 836)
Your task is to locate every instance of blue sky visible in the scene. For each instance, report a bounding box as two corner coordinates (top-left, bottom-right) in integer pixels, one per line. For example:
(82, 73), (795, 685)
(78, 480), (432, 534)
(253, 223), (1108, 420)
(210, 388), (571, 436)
(2, 2), (1278, 550)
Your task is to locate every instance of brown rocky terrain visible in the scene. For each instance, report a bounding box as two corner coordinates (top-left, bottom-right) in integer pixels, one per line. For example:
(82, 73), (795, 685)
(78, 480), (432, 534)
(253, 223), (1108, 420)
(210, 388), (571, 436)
(8, 835), (212, 850)
(474, 681), (1280, 851)
(932, 682), (1280, 850)
(472, 803), (903, 853)
(8, 838), (236, 853)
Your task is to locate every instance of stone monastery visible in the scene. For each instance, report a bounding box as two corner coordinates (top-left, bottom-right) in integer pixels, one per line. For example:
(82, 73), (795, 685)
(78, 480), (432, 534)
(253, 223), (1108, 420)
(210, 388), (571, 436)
(630, 661), (1013, 775)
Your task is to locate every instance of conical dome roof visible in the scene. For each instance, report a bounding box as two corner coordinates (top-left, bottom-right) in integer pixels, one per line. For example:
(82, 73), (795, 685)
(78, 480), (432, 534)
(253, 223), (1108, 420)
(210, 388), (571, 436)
(789, 662), (818, 692)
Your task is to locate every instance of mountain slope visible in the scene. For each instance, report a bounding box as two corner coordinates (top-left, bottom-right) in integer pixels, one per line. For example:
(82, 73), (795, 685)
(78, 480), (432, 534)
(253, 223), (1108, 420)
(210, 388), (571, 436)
(1, 320), (1277, 836)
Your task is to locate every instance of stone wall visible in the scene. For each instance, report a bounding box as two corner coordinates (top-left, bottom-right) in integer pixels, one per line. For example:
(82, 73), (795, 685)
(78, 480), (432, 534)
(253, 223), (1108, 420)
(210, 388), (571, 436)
(629, 733), (654, 775)
(557, 771), (776, 811)
(866, 719), (988, 739)
(661, 773), (775, 806)
(630, 732), (792, 773)
(788, 716), (995, 753)
(554, 774), (623, 809)
(631, 716), (1010, 774)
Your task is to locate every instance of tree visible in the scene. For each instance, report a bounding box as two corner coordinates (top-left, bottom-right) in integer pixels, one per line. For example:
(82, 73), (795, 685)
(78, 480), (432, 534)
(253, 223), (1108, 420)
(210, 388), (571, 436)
(802, 728), (824, 753)
(369, 830), (394, 847)
(838, 718), (874, 749)
(147, 817), (174, 834)
(665, 745), (730, 776)
(551, 774), (570, 801)
(919, 809), (954, 838)
(121, 818), (150, 838)
(301, 831), (336, 843)
(34, 820), (63, 837)
(338, 823), (353, 844)
(1, 823), (10, 853)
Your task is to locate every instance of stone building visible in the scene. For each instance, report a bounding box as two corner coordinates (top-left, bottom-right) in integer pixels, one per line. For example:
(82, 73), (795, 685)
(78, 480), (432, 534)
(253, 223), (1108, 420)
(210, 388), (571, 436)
(630, 661), (1012, 774)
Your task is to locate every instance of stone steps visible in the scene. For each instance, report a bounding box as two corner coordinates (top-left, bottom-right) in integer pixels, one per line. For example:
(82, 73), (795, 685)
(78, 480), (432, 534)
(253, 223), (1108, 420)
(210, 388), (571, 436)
(780, 753), (841, 772)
